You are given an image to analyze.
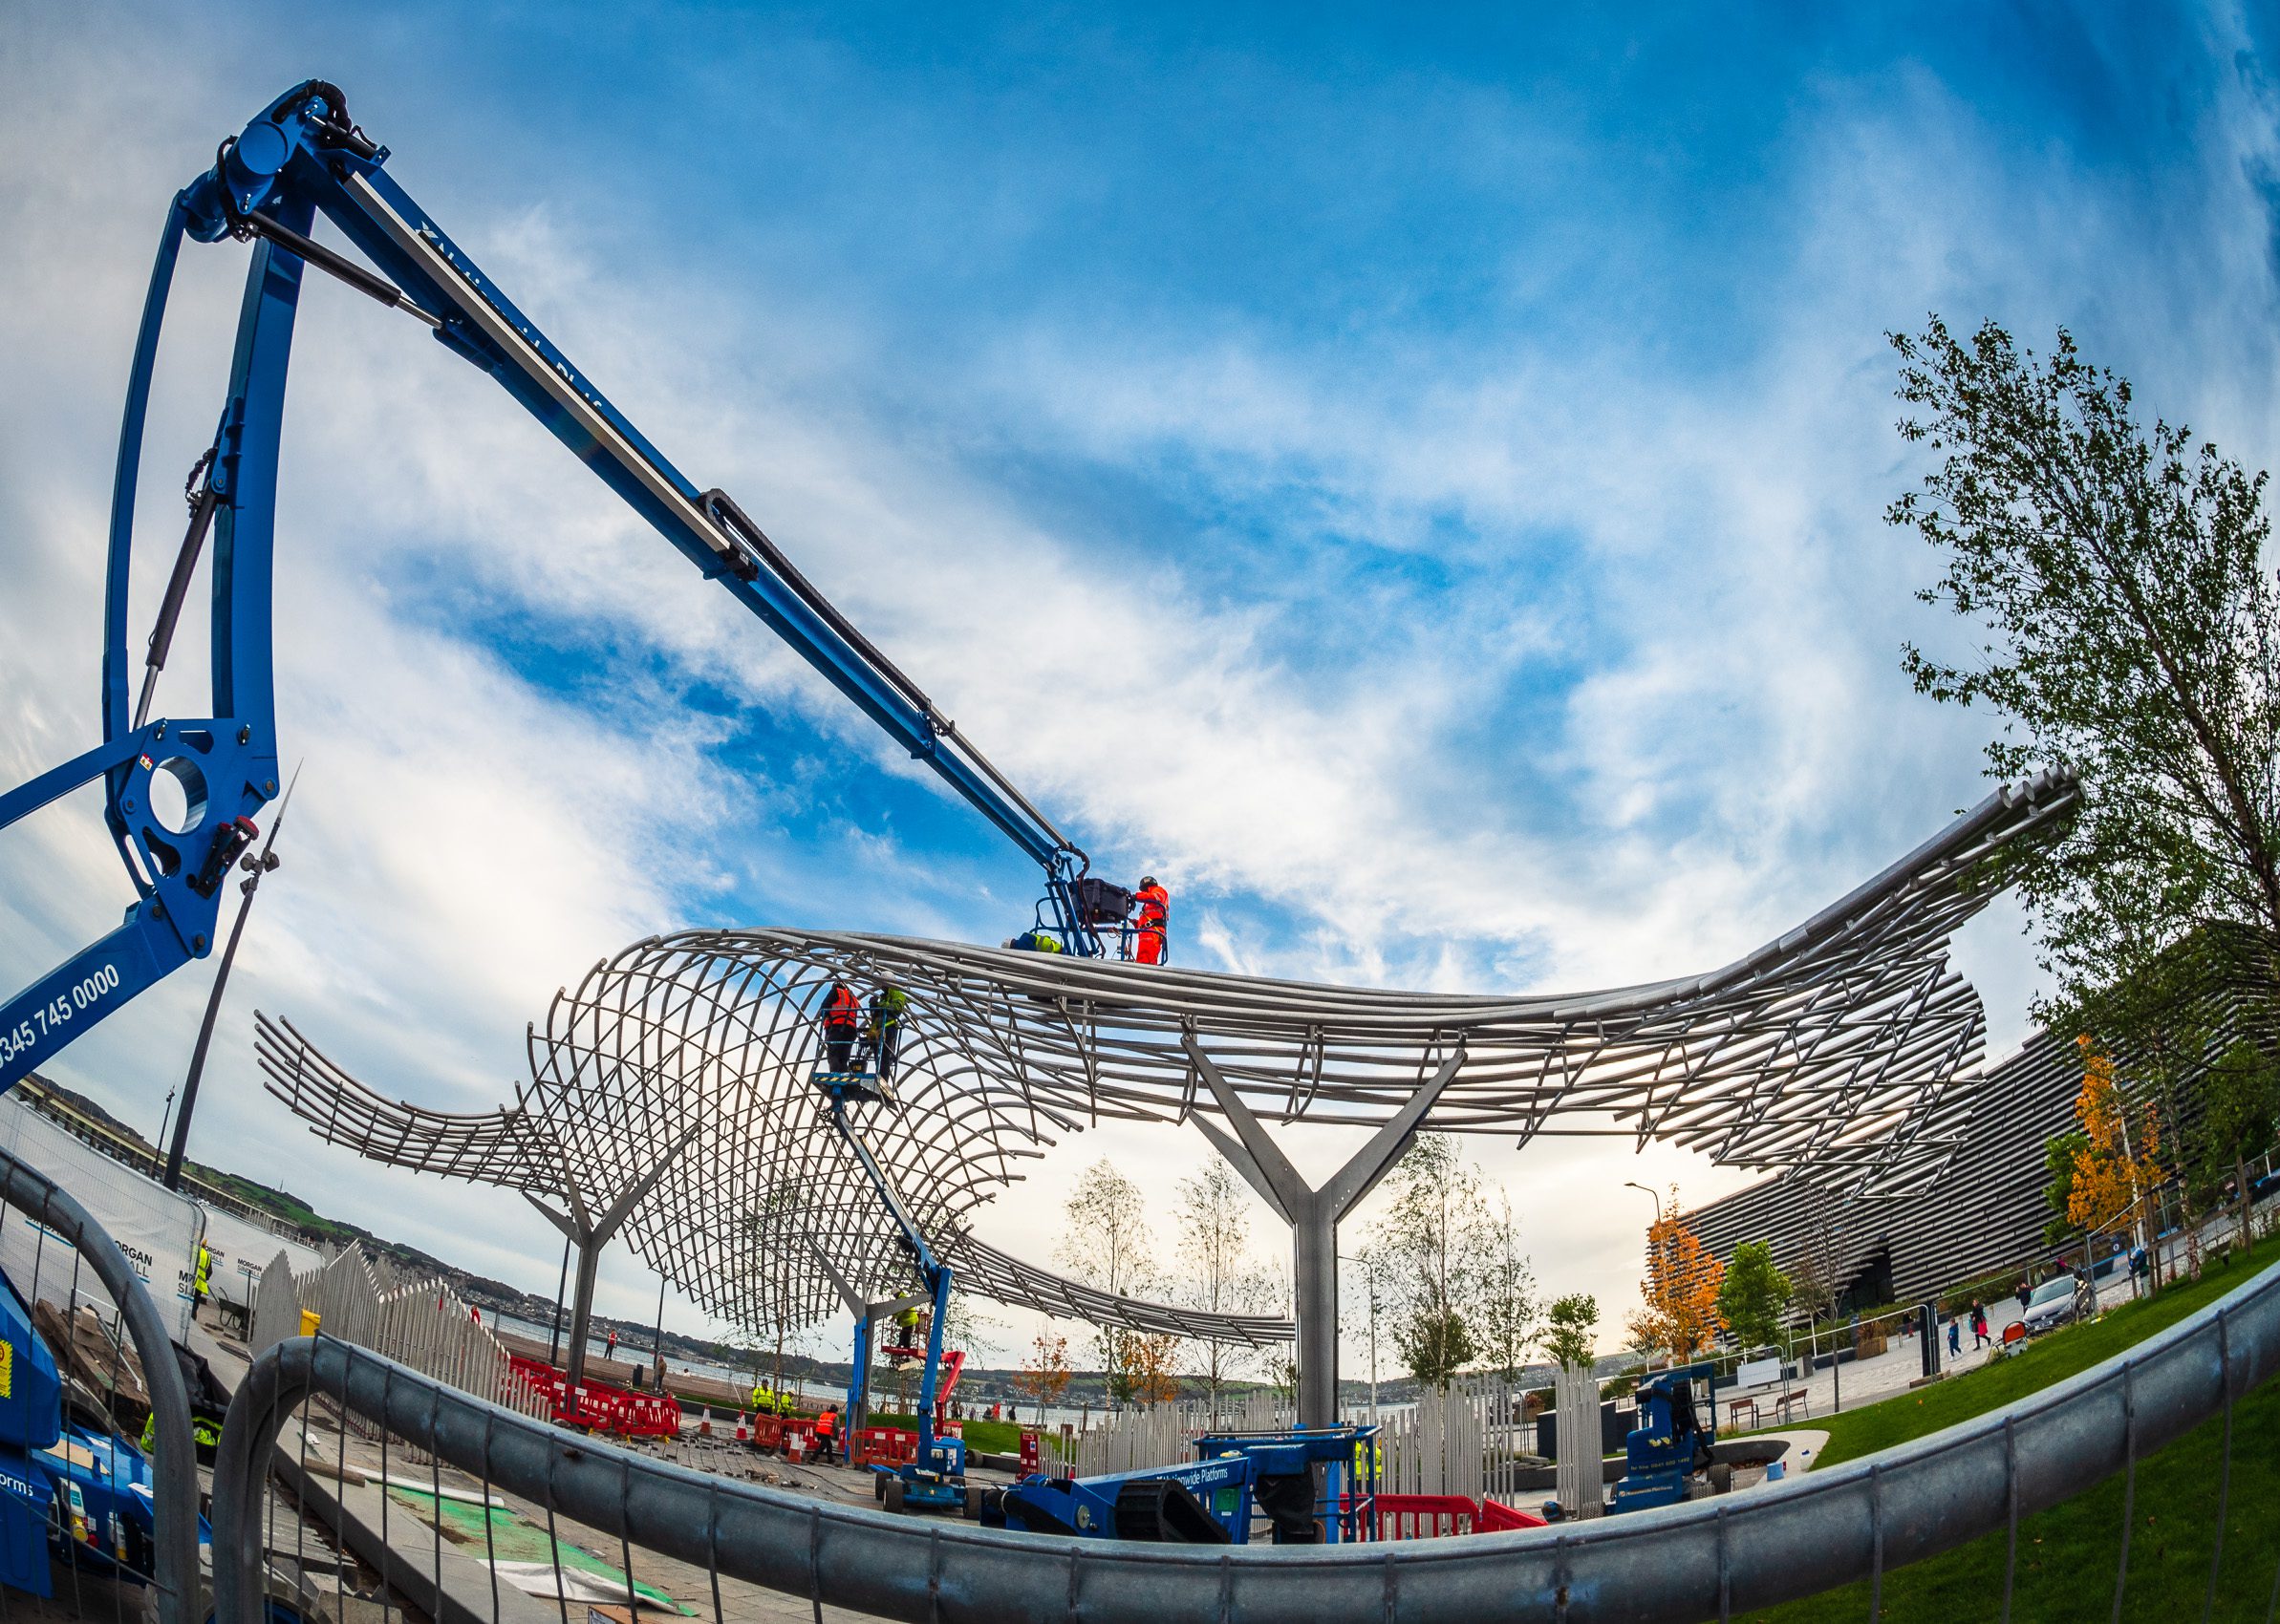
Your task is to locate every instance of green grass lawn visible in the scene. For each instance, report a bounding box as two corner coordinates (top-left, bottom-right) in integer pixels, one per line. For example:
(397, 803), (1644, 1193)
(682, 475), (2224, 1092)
(860, 1412), (1056, 1457)
(1745, 1239), (2280, 1621)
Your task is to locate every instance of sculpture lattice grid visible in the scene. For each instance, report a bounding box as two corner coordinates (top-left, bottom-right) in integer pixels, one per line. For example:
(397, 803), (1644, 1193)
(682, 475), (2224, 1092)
(257, 770), (2076, 1344)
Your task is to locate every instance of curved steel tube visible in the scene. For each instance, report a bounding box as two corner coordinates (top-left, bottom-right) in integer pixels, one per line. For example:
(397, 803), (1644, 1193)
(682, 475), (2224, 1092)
(0, 1145), (201, 1624)
(214, 1256), (2277, 1624)
(260, 772), (2079, 1343)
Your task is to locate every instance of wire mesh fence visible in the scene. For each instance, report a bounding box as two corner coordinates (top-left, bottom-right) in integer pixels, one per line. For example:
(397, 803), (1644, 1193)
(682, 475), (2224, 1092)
(0, 1146), (198, 1624)
(195, 1238), (2280, 1624)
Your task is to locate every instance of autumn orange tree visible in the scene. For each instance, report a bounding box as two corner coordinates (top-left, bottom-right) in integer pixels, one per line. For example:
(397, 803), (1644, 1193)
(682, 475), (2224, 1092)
(1121, 1333), (1183, 1406)
(2067, 1038), (2168, 1236)
(1014, 1334), (1072, 1424)
(1627, 1186), (1724, 1362)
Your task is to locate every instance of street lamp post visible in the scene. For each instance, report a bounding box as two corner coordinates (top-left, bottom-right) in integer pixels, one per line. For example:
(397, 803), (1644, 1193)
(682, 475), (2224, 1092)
(1340, 1251), (1382, 1421)
(1624, 1182), (1665, 1369)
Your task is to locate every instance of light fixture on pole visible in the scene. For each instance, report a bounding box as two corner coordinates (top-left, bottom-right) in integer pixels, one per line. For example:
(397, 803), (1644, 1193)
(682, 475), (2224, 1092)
(1624, 1180), (1667, 1369)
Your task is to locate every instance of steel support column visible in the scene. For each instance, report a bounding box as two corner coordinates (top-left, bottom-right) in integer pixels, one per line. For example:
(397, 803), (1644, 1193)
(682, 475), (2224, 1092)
(808, 1237), (925, 1462)
(1182, 1036), (1463, 1427)
(527, 1122), (699, 1388)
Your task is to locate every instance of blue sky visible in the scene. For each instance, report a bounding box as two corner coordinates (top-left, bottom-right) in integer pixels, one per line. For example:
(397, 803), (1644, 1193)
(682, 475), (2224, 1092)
(3, 2), (2277, 1363)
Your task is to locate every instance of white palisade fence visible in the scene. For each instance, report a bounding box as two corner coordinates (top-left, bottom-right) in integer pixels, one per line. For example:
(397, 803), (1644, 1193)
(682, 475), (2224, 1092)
(249, 1242), (549, 1421)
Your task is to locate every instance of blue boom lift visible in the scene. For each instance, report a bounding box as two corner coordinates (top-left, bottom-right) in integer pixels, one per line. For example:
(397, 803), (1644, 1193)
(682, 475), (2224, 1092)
(0, 78), (1132, 1099)
(812, 1067), (969, 1514)
(984, 1425), (1379, 1544)
(0, 1270), (200, 1598)
(1606, 1364), (1719, 1514)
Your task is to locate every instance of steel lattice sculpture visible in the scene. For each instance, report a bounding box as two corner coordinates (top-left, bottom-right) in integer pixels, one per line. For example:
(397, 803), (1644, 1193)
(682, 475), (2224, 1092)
(260, 769), (2075, 1411)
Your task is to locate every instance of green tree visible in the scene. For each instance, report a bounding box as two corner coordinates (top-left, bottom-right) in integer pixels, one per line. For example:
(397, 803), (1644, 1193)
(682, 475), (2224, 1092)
(1368, 1135), (1489, 1388)
(1396, 1306), (1476, 1389)
(1473, 1194), (1540, 1384)
(2195, 1041), (2279, 1254)
(1713, 1242), (1794, 1353)
(1539, 1293), (1599, 1372)
(1172, 1157), (1275, 1421)
(742, 1176), (806, 1410)
(1889, 317), (2280, 1029)
(2042, 1129), (2093, 1246)
(1055, 1159), (1157, 1403)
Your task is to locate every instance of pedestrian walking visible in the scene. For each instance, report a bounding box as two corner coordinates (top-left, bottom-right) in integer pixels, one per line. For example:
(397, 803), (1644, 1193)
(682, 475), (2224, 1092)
(1946, 1317), (1961, 1358)
(2015, 1278), (2032, 1316)
(1969, 1301), (1990, 1349)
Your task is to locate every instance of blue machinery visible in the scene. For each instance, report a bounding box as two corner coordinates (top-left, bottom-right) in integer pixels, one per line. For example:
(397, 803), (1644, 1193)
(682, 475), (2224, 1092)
(1606, 1364), (1719, 1515)
(811, 1069), (969, 1512)
(988, 1426), (1378, 1544)
(811, 1058), (1374, 1537)
(0, 1270), (193, 1598)
(0, 78), (1123, 1096)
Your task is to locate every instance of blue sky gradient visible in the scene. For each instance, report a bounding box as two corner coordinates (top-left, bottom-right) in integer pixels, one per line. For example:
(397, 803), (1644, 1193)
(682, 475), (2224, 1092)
(3, 1), (2277, 1360)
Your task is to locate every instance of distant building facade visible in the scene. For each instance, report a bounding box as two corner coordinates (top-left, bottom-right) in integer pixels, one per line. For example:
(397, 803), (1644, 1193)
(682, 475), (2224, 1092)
(1688, 936), (2276, 1314)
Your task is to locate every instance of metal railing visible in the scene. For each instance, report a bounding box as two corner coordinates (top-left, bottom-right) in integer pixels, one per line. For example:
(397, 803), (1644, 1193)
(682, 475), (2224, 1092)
(207, 1252), (2280, 1624)
(0, 1144), (199, 1624)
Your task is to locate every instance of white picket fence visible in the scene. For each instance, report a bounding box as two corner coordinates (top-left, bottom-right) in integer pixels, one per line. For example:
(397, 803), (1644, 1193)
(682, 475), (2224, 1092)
(1069, 1389), (1293, 1479)
(249, 1243), (549, 1421)
(1369, 1378), (1550, 1502)
(1550, 1366), (1603, 1516)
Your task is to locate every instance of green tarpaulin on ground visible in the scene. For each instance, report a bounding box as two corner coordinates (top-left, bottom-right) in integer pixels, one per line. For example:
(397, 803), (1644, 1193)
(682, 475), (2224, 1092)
(385, 1485), (690, 1613)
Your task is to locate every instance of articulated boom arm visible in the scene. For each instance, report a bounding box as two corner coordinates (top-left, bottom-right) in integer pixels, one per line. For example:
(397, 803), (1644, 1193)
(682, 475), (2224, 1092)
(821, 1085), (954, 1449)
(1, 79), (1100, 1091)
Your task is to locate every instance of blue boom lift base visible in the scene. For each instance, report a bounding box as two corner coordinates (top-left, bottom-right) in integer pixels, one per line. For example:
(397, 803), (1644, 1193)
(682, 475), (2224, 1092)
(988, 1424), (1378, 1545)
(1606, 1365), (1718, 1515)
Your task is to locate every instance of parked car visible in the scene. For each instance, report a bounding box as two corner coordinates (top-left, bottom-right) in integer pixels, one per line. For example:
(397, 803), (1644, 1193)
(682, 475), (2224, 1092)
(2021, 1276), (2088, 1336)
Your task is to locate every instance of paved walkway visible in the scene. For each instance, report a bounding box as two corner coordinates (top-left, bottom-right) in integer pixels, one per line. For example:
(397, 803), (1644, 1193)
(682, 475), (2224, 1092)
(1723, 1267), (2158, 1434)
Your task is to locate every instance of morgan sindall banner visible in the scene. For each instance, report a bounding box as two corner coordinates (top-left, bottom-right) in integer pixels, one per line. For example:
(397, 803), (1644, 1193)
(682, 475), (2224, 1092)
(197, 1204), (321, 1316)
(0, 1094), (203, 1342)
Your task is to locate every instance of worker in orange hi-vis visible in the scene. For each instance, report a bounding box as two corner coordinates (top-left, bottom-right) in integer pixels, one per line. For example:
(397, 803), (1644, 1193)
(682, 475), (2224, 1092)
(821, 979), (862, 1072)
(1133, 875), (1170, 965)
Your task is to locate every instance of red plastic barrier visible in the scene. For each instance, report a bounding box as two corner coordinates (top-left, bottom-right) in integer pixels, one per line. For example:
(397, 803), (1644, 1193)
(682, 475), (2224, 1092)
(1476, 1498), (1549, 1531)
(1343, 1493), (1545, 1540)
(508, 1356), (682, 1439)
(1363, 1493), (1481, 1540)
(853, 1425), (918, 1466)
(748, 1415), (816, 1457)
